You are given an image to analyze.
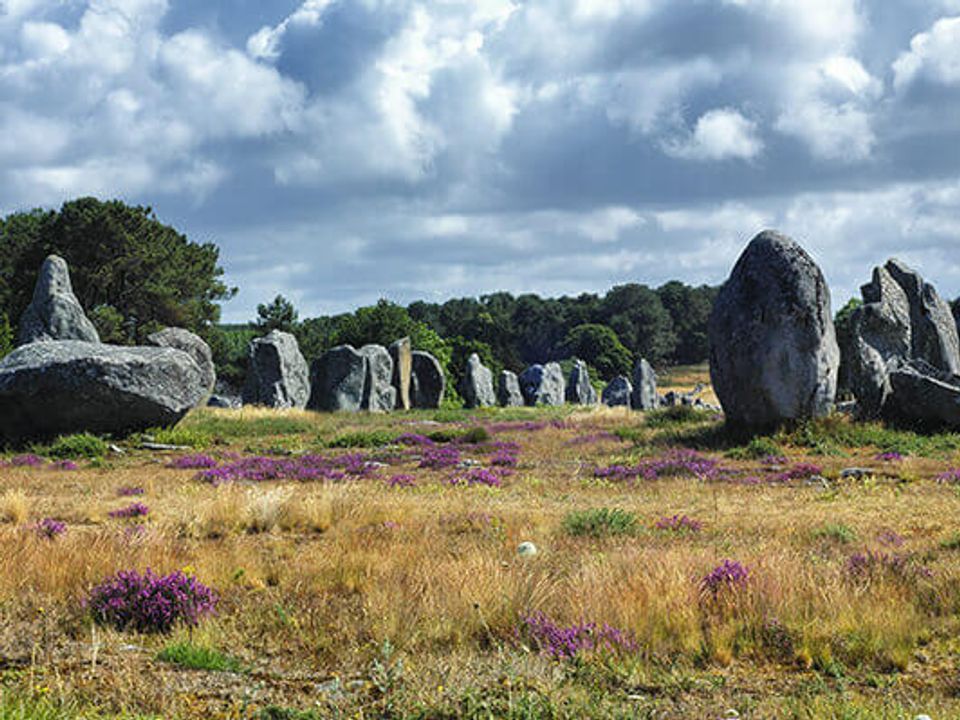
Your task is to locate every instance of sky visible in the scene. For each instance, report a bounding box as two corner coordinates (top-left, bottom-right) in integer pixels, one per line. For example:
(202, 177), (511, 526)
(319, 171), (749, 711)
(1, 0), (959, 322)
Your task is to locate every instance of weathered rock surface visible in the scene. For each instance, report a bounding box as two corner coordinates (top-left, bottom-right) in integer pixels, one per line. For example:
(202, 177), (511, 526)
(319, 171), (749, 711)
(411, 351), (445, 409)
(497, 370), (524, 407)
(709, 230), (839, 426)
(17, 255), (100, 346)
(602, 376), (632, 407)
(630, 358), (658, 410)
(308, 345), (367, 411)
(360, 344), (397, 412)
(146, 327), (216, 399)
(241, 330), (310, 409)
(847, 259), (960, 423)
(566, 359), (597, 405)
(460, 353), (495, 408)
(389, 337), (413, 410)
(0, 341), (204, 442)
(519, 362), (565, 406)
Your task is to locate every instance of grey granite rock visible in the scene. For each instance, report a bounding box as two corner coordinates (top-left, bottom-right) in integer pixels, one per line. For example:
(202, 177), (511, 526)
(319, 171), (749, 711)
(241, 330), (310, 409)
(17, 255), (100, 346)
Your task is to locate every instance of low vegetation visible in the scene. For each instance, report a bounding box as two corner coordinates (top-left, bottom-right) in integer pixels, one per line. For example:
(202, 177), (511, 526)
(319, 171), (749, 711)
(2, 370), (960, 717)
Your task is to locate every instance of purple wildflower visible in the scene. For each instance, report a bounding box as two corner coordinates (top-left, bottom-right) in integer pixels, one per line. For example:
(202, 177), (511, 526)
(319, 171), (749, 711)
(11, 454), (44, 468)
(700, 559), (750, 597)
(394, 433), (436, 447)
(655, 514), (703, 533)
(196, 453), (373, 484)
(50, 460), (79, 471)
(109, 502), (150, 519)
(34, 518), (67, 539)
(936, 468), (960, 484)
(761, 454), (788, 465)
(419, 445), (461, 470)
(875, 451), (903, 462)
(517, 611), (637, 660)
(167, 454), (218, 470)
(85, 568), (218, 633)
(844, 550), (932, 583)
(387, 474), (417, 488)
(877, 529), (905, 548)
(117, 486), (145, 497)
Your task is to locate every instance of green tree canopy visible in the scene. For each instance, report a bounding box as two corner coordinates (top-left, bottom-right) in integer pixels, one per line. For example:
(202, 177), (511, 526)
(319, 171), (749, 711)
(561, 324), (633, 380)
(0, 197), (235, 343)
(256, 294), (299, 334)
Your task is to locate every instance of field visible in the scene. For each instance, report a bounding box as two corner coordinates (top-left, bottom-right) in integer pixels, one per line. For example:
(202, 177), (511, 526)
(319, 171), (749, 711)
(3, 367), (960, 719)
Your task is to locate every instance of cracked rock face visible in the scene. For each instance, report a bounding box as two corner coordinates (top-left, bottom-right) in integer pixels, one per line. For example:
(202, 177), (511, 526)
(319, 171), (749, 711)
(17, 255), (100, 346)
(0, 341), (204, 442)
(602, 375), (632, 407)
(497, 370), (523, 407)
(709, 230), (839, 427)
(411, 351), (445, 409)
(566, 359), (597, 405)
(460, 353), (495, 408)
(519, 362), (565, 406)
(146, 327), (216, 400)
(241, 330), (310, 409)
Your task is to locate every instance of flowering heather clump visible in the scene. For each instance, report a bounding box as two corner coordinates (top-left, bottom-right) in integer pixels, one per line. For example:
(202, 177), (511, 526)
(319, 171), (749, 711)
(109, 502), (150, 519)
(761, 454), (788, 465)
(449, 468), (504, 487)
(34, 518), (67, 539)
(489, 442), (520, 468)
(117, 486), (145, 497)
(877, 529), (905, 548)
(936, 468), (960, 484)
(844, 550), (932, 583)
(86, 568), (218, 634)
(11, 454), (44, 467)
(517, 611), (637, 660)
(641, 449), (719, 479)
(655, 514), (703, 533)
(167, 454), (218, 469)
(394, 433), (436, 447)
(876, 451), (904, 462)
(387, 474), (417, 488)
(419, 445), (461, 470)
(594, 465), (641, 481)
(700, 559), (750, 598)
(775, 462), (823, 482)
(50, 460), (79, 471)
(197, 453), (376, 484)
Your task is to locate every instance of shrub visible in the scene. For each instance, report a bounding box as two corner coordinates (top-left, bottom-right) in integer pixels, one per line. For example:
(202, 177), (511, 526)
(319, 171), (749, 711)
(144, 426), (211, 449)
(156, 641), (244, 672)
(726, 436), (783, 460)
(645, 405), (707, 428)
(327, 430), (396, 449)
(700, 559), (750, 599)
(86, 569), (218, 633)
(456, 426), (491, 445)
(517, 611), (637, 660)
(563, 508), (638, 537)
(45, 433), (108, 460)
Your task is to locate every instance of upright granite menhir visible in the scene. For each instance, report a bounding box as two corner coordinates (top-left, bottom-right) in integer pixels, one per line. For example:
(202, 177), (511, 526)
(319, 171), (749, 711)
(17, 255), (100, 345)
(709, 230), (839, 427)
(242, 330), (311, 409)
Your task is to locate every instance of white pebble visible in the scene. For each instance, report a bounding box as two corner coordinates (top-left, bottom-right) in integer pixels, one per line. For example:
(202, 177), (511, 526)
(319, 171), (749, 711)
(517, 541), (538, 557)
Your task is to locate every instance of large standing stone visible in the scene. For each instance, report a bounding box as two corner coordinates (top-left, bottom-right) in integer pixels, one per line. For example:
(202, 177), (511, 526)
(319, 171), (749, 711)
(460, 353), (495, 408)
(884, 259), (960, 374)
(241, 330), (310, 409)
(360, 344), (396, 412)
(497, 370), (524, 407)
(0, 341), (204, 442)
(602, 376), (632, 407)
(410, 351), (445, 409)
(308, 345), (367, 411)
(519, 362), (566, 406)
(389, 337), (413, 410)
(709, 230), (839, 427)
(17, 255), (100, 346)
(847, 266), (912, 418)
(146, 327), (216, 399)
(566, 359), (598, 405)
(886, 360), (960, 427)
(630, 358), (658, 410)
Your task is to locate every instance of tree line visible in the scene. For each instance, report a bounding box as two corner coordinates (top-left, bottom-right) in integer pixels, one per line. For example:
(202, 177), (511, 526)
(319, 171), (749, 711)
(0, 198), (719, 393)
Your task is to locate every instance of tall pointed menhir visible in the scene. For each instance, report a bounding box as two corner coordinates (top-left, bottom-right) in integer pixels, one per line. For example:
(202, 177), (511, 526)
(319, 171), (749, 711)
(17, 254), (100, 346)
(709, 230), (839, 427)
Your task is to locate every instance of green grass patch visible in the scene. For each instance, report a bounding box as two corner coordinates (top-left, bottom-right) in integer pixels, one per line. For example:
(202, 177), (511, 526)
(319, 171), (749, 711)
(562, 508), (638, 538)
(141, 426), (211, 449)
(940, 533), (960, 551)
(779, 415), (960, 458)
(0, 688), (155, 719)
(42, 433), (109, 460)
(726, 435), (784, 460)
(182, 412), (316, 439)
(326, 429), (397, 448)
(813, 523), (858, 544)
(155, 641), (245, 673)
(645, 405), (710, 428)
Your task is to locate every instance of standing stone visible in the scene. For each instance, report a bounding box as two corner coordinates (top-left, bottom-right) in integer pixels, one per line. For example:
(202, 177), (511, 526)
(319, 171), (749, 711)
(519, 362), (566, 406)
(389, 337), (413, 410)
(17, 255), (100, 346)
(146, 327), (216, 399)
(566, 359), (598, 405)
(709, 230), (839, 427)
(0, 341), (204, 442)
(847, 266), (912, 418)
(308, 345), (367, 411)
(497, 370), (524, 407)
(884, 259), (960, 374)
(241, 330), (310, 409)
(630, 358), (658, 410)
(602, 376), (633, 407)
(410, 351), (445, 409)
(360, 344), (396, 412)
(460, 353), (495, 408)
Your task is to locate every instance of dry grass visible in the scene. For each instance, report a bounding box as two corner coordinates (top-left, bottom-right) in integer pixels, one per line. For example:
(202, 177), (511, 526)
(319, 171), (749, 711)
(2, 385), (960, 718)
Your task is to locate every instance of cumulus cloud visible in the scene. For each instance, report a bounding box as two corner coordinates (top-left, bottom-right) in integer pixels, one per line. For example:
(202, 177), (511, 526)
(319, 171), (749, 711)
(1, 0), (960, 320)
(664, 108), (764, 161)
